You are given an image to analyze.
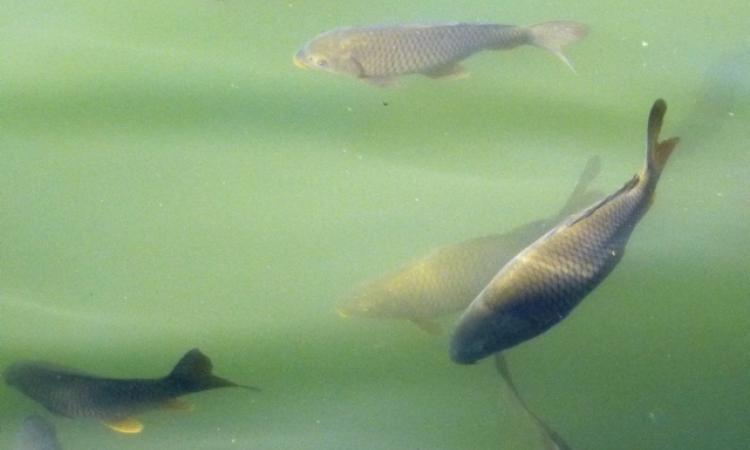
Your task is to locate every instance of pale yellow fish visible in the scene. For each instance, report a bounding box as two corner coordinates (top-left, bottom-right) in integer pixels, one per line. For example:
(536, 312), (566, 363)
(337, 157), (601, 334)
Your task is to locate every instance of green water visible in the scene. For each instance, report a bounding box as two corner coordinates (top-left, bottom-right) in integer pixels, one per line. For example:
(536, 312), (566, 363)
(1, 1), (748, 449)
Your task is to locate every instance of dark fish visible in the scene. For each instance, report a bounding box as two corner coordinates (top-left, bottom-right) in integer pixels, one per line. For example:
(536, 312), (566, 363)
(337, 157), (601, 335)
(3, 349), (258, 434)
(294, 21), (588, 85)
(451, 100), (679, 364)
(14, 415), (62, 450)
(495, 355), (572, 450)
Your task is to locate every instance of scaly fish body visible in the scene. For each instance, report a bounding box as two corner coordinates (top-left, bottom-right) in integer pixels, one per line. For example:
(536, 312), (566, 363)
(450, 100), (679, 364)
(294, 21), (588, 84)
(338, 158), (601, 333)
(4, 349), (256, 433)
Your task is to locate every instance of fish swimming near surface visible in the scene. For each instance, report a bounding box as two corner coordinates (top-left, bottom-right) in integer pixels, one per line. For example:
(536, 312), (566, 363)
(495, 355), (572, 450)
(337, 157), (602, 335)
(293, 21), (588, 85)
(3, 349), (258, 434)
(451, 99), (679, 364)
(14, 415), (62, 450)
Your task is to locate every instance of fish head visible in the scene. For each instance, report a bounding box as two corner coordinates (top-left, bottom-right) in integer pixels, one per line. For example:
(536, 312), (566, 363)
(336, 291), (380, 319)
(336, 282), (406, 320)
(293, 32), (363, 77)
(3, 363), (29, 387)
(450, 305), (532, 364)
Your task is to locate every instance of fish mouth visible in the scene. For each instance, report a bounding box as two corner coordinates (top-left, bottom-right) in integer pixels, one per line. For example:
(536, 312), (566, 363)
(292, 52), (308, 70)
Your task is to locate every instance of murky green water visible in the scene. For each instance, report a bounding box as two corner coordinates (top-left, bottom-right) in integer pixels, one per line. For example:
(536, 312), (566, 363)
(1, 1), (748, 449)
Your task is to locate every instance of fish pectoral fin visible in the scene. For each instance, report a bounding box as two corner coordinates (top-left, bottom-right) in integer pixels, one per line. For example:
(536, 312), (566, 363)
(409, 318), (442, 335)
(161, 398), (194, 412)
(104, 417), (143, 434)
(423, 64), (469, 80)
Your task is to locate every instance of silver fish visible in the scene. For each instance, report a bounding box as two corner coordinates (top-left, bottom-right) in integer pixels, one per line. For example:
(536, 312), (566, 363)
(337, 157), (601, 335)
(294, 21), (588, 85)
(14, 415), (62, 450)
(451, 99), (679, 364)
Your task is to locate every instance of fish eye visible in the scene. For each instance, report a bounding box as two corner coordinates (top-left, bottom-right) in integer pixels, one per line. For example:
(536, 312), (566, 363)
(315, 58), (328, 67)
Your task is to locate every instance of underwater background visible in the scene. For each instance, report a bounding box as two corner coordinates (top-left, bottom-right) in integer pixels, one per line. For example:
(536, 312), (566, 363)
(1, 0), (748, 449)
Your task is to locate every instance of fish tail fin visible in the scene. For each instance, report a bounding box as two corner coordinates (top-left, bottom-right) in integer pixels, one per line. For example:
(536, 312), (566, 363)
(168, 349), (260, 392)
(645, 99), (679, 178)
(527, 21), (588, 72)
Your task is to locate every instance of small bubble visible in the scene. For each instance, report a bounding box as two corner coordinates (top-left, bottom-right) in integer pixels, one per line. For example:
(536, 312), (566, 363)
(641, 40), (649, 47)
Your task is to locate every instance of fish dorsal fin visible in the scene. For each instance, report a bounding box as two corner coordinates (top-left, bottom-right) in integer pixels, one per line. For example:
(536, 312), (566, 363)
(555, 156), (601, 218)
(161, 398), (194, 412)
(561, 175), (639, 229)
(167, 348), (249, 391)
(104, 417), (143, 434)
(169, 349), (212, 380)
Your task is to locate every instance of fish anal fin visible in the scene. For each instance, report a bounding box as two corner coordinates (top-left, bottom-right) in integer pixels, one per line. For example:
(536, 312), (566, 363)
(161, 398), (194, 412)
(409, 318), (442, 335)
(104, 417), (143, 434)
(423, 64), (469, 80)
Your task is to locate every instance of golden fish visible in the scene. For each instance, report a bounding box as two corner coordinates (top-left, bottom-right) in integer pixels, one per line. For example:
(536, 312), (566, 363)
(337, 157), (601, 334)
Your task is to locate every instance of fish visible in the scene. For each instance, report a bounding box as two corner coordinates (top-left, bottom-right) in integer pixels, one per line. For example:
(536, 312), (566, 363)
(495, 355), (572, 450)
(3, 348), (258, 434)
(14, 415), (62, 450)
(293, 21), (588, 85)
(450, 99), (679, 364)
(337, 157), (602, 335)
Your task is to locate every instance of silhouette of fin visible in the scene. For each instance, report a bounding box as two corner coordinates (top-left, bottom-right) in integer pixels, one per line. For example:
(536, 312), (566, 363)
(168, 348), (255, 391)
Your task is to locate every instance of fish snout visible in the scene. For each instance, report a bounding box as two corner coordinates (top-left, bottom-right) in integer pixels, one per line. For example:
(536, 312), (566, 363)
(293, 51), (309, 70)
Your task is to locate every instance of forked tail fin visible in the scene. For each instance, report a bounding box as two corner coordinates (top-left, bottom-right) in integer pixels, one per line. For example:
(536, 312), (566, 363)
(527, 21), (589, 72)
(168, 348), (260, 392)
(646, 99), (680, 178)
